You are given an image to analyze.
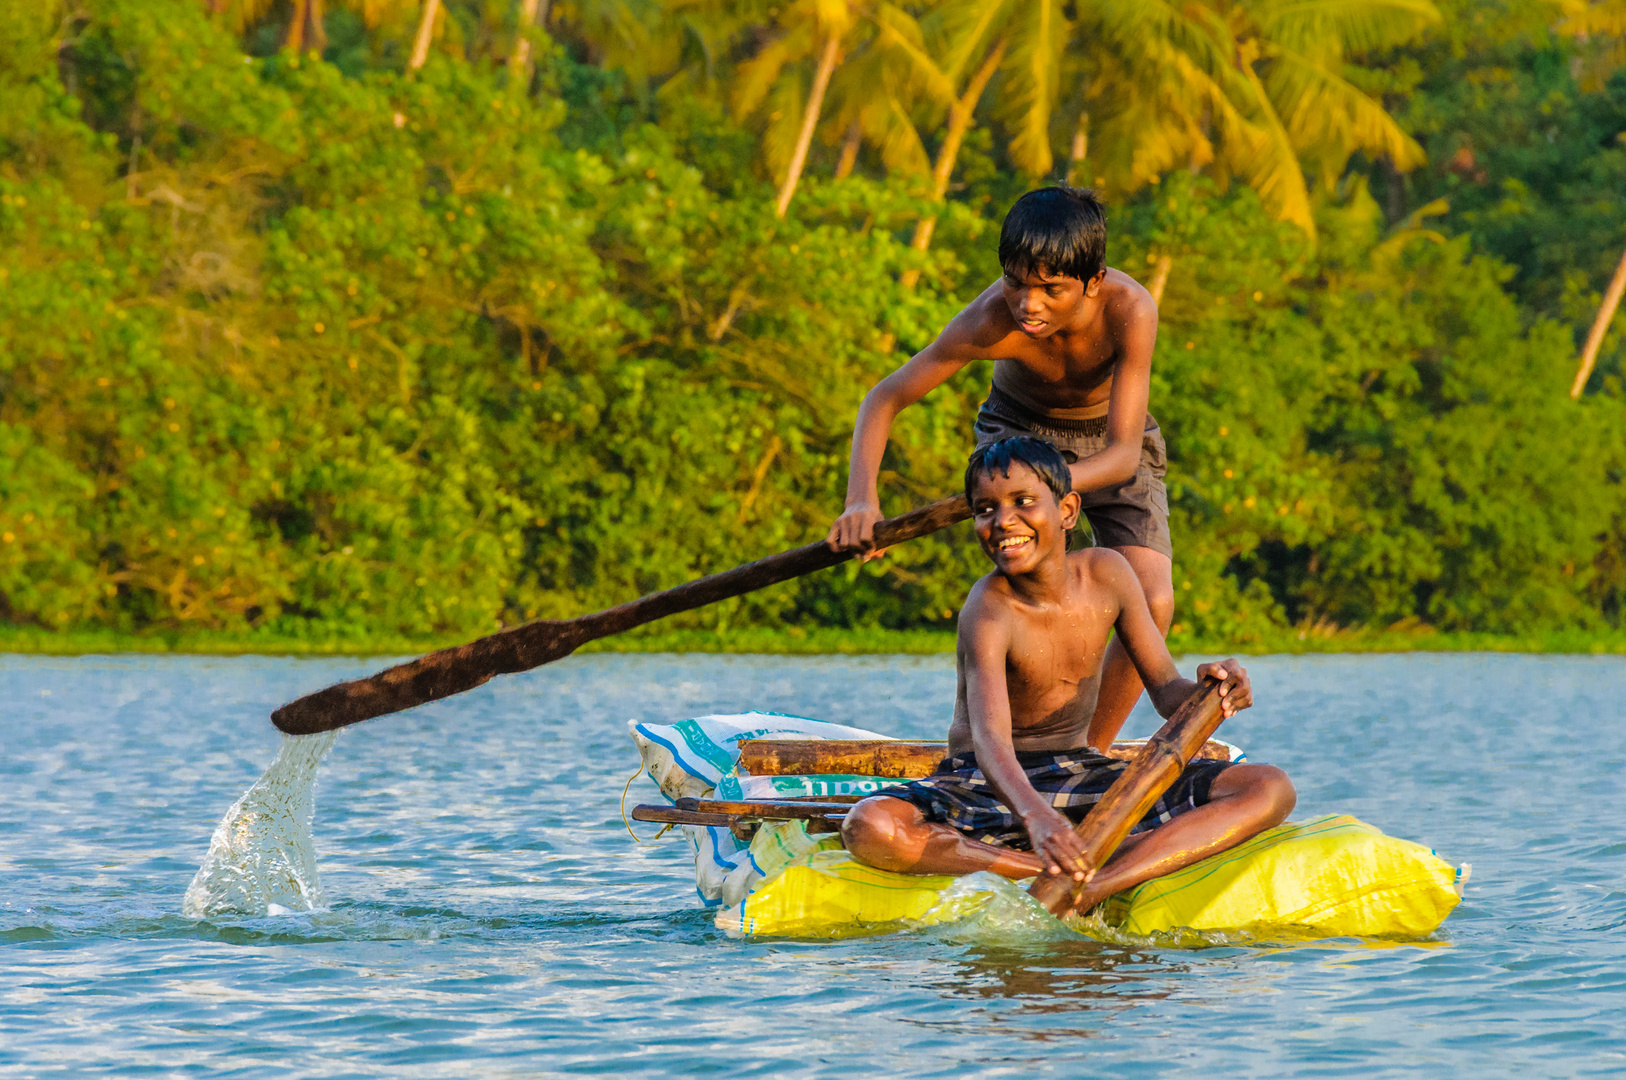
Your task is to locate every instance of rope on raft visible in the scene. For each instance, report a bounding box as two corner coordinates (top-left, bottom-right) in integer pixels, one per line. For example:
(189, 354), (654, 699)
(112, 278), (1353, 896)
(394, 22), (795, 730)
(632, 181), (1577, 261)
(619, 762), (673, 843)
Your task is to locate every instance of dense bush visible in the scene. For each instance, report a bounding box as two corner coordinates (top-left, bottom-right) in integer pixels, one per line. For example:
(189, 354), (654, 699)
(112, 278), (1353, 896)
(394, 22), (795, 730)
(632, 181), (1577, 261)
(1, 0), (1622, 645)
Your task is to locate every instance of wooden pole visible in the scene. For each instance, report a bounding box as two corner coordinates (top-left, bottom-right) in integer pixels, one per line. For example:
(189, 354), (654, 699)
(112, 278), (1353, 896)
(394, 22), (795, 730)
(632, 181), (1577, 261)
(271, 494), (972, 735)
(1028, 676), (1227, 914)
(1572, 245), (1626, 399)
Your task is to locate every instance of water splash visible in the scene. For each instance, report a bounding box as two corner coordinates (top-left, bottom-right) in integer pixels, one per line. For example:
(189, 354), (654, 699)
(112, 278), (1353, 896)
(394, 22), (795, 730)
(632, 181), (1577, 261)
(181, 731), (338, 919)
(908, 873), (1082, 943)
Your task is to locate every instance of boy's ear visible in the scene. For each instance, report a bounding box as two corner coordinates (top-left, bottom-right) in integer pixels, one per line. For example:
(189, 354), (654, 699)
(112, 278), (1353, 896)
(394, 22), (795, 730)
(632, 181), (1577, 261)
(1059, 490), (1082, 530)
(1084, 269), (1107, 297)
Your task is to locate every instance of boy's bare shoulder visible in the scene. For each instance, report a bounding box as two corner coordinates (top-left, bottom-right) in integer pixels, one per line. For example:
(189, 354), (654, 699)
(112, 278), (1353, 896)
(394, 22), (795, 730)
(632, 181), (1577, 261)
(937, 281), (1023, 353)
(961, 570), (1013, 617)
(1068, 546), (1140, 596)
(1100, 267), (1158, 324)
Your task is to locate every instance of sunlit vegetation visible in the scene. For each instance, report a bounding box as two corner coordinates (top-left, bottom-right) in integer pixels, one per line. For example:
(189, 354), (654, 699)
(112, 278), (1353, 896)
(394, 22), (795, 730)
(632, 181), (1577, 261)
(1, 0), (1622, 650)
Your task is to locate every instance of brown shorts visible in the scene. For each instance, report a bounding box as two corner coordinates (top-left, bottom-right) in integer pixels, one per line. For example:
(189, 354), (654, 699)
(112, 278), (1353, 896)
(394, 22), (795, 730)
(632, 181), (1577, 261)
(973, 384), (1172, 557)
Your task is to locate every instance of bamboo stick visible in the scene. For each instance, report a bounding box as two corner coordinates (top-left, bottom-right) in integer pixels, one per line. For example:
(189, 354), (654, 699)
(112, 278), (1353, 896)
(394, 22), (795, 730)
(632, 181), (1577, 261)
(270, 494), (971, 735)
(1028, 676), (1227, 914)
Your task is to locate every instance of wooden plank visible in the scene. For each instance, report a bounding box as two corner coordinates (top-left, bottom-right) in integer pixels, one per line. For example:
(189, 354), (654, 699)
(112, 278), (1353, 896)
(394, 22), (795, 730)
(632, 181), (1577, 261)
(736, 740), (947, 779)
(629, 806), (740, 828)
(675, 797), (852, 819)
(734, 738), (1236, 778)
(630, 803), (845, 834)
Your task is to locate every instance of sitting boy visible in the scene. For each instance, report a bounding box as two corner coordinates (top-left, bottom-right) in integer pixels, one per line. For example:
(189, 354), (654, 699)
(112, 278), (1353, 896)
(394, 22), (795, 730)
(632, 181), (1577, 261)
(841, 437), (1296, 914)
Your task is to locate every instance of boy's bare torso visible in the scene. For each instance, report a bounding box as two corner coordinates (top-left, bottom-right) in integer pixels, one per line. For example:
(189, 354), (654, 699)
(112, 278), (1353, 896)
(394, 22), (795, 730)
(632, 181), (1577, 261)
(956, 268), (1154, 412)
(947, 549), (1124, 757)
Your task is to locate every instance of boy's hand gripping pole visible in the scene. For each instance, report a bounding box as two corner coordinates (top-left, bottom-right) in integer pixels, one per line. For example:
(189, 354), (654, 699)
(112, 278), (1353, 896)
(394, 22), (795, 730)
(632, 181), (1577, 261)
(1028, 676), (1228, 915)
(271, 495), (972, 735)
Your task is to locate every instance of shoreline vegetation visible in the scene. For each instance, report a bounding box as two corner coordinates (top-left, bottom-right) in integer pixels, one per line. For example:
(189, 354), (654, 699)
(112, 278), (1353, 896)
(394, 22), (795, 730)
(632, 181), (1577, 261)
(5, 624), (1622, 659)
(2, 2), (1623, 655)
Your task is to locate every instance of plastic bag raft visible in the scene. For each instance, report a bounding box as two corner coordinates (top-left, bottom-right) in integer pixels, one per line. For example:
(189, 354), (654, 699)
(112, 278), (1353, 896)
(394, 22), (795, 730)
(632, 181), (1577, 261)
(629, 714), (1465, 942)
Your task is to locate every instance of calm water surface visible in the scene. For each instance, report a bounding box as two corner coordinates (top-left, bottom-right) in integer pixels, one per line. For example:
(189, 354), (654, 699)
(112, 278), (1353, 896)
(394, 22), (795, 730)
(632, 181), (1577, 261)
(3, 653), (1623, 1077)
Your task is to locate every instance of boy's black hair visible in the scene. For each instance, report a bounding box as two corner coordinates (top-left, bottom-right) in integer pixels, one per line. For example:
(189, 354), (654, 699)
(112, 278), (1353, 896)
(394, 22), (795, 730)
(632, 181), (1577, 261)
(998, 187), (1107, 284)
(965, 436), (1073, 505)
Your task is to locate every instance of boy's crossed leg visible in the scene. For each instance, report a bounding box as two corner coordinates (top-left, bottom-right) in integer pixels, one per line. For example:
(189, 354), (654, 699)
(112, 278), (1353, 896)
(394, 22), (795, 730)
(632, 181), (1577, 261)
(841, 763), (1295, 915)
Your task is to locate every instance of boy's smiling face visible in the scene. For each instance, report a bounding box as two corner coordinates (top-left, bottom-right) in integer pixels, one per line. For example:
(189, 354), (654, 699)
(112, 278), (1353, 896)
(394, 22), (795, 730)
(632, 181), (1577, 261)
(969, 461), (1081, 576)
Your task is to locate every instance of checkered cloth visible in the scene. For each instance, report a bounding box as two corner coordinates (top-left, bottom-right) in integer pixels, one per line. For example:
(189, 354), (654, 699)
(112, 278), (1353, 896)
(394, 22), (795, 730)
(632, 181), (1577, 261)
(874, 746), (1233, 850)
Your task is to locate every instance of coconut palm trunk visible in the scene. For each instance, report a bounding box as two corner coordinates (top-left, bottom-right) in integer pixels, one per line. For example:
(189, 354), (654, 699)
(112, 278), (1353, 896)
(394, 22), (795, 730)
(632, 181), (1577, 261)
(834, 120), (862, 179)
(286, 0), (308, 51)
(899, 38), (1006, 288)
(510, 0), (550, 78)
(1066, 110), (1089, 187)
(410, 0), (441, 70)
(1571, 246), (1626, 399)
(774, 33), (842, 218)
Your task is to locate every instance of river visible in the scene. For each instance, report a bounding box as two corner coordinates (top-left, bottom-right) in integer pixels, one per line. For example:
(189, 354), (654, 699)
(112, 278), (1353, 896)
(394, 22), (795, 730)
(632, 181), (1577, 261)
(2, 653), (1622, 1076)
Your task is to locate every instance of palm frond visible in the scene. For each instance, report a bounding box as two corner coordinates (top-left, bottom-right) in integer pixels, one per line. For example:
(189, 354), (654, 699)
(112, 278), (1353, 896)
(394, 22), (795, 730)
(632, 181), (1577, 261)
(732, 30), (805, 119)
(1265, 45), (1427, 171)
(1256, 0), (1441, 57)
(925, 0), (1013, 86)
(994, 0), (1068, 176)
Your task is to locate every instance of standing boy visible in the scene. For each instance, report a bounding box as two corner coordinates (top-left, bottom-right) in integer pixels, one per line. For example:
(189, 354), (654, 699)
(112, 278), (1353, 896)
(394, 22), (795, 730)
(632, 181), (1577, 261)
(828, 187), (1169, 751)
(840, 437), (1295, 913)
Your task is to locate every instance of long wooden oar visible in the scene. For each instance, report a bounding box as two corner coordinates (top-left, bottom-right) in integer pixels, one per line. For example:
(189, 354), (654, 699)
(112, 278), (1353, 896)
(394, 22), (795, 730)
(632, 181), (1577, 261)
(271, 495), (972, 735)
(1028, 675), (1227, 914)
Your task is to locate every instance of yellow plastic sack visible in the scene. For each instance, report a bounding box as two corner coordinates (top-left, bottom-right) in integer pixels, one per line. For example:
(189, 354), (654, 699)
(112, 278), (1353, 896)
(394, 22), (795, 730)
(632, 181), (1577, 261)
(715, 850), (966, 938)
(1099, 813), (1463, 938)
(717, 814), (1462, 941)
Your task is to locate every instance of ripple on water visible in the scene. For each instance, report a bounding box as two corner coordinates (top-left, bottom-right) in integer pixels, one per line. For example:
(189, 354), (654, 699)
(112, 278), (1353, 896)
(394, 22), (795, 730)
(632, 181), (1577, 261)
(3, 653), (1626, 1077)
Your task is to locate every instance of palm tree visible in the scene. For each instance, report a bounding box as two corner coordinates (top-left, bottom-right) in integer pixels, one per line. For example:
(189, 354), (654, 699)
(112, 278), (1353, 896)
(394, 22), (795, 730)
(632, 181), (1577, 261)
(1079, 0), (1439, 238)
(726, 0), (860, 217)
(551, 0), (671, 71)
(860, 0), (1018, 285)
(1555, 0), (1626, 395)
(509, 0), (551, 78)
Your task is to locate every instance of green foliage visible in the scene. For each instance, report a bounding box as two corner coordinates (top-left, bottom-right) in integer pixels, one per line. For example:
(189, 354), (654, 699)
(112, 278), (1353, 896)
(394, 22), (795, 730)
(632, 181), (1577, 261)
(1115, 173), (1625, 640)
(1368, 0), (1626, 389)
(1, 0), (1622, 650)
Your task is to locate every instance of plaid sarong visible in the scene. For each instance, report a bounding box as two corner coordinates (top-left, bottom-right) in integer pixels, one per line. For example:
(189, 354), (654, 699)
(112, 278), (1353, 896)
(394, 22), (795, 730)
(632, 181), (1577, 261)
(875, 746), (1233, 850)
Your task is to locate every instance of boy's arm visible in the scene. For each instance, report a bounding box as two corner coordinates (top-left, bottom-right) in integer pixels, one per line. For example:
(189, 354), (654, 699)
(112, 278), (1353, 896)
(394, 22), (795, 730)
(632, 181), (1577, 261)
(1099, 553), (1253, 720)
(827, 312), (989, 553)
(960, 595), (1093, 880)
(1066, 288), (1158, 495)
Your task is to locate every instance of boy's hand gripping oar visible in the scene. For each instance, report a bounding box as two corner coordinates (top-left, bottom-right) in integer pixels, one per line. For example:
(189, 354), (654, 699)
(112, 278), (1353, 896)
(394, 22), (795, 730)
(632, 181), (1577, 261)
(1028, 675), (1228, 915)
(271, 495), (971, 735)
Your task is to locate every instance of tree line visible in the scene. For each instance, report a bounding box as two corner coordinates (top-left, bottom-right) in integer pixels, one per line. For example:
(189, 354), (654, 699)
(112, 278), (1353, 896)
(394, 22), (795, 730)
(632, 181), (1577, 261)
(0, 0), (1622, 646)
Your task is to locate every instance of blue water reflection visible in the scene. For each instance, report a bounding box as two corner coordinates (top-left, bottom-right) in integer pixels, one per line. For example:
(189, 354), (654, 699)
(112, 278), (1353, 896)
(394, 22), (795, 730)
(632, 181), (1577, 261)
(2, 652), (1623, 1076)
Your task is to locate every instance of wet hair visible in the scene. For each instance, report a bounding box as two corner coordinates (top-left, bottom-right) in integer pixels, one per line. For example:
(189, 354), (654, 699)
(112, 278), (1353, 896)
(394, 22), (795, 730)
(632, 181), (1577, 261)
(998, 187), (1107, 284)
(965, 436), (1072, 505)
